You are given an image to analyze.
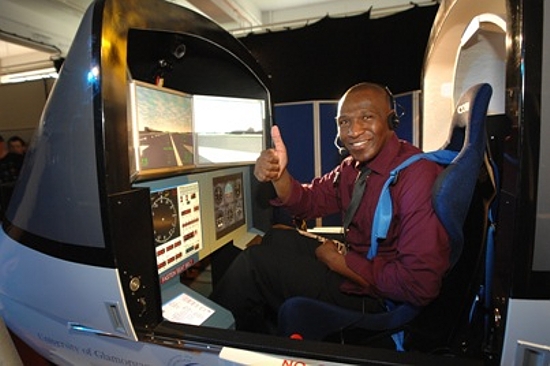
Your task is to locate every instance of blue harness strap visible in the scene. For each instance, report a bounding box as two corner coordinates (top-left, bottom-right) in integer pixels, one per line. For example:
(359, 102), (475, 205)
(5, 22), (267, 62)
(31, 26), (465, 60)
(368, 149), (459, 260)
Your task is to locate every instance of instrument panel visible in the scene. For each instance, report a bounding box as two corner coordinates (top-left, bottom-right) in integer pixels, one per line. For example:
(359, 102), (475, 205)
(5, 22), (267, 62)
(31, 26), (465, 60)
(151, 182), (203, 281)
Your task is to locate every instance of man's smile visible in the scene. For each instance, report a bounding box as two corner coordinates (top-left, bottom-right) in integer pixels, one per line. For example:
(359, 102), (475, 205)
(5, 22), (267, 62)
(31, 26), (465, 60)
(347, 140), (371, 149)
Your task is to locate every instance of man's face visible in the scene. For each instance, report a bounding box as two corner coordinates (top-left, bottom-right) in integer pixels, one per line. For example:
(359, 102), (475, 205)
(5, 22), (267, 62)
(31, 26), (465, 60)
(336, 88), (394, 163)
(9, 141), (25, 155)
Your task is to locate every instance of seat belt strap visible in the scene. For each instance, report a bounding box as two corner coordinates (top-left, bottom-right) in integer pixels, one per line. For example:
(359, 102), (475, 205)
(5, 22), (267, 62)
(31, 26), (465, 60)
(368, 150), (459, 260)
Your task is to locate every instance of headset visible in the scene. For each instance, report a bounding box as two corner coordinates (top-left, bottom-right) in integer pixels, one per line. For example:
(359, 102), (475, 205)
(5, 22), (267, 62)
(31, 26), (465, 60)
(384, 86), (400, 130)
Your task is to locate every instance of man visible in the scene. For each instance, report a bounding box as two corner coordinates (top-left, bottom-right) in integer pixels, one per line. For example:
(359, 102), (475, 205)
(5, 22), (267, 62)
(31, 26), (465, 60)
(0, 135), (23, 184)
(0, 135), (24, 220)
(210, 82), (450, 333)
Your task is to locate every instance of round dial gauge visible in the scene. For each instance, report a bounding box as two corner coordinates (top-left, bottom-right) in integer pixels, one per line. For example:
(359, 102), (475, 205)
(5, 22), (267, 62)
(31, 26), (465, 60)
(151, 193), (179, 244)
(226, 206), (234, 223)
(234, 179), (242, 199)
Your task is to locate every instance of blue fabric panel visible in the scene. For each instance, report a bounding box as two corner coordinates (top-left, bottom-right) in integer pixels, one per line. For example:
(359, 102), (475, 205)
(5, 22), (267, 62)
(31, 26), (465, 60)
(319, 102), (342, 227)
(319, 102), (340, 175)
(273, 104), (315, 225)
(395, 93), (413, 143)
(274, 104), (315, 183)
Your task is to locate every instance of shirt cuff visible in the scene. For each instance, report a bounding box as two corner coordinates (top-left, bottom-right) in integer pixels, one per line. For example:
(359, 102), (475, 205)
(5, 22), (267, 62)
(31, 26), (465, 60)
(269, 178), (303, 207)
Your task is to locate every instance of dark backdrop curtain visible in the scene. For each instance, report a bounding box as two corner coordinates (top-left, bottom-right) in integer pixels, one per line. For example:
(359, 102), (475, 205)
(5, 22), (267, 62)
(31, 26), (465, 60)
(239, 5), (438, 103)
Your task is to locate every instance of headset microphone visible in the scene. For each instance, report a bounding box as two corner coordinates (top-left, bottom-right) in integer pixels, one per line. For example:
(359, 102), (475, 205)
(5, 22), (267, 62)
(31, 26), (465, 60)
(333, 134), (347, 155)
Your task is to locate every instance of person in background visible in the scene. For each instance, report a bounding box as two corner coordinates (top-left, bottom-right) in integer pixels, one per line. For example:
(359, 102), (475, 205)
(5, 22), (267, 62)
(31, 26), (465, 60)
(210, 82), (450, 333)
(0, 135), (24, 184)
(7, 135), (27, 156)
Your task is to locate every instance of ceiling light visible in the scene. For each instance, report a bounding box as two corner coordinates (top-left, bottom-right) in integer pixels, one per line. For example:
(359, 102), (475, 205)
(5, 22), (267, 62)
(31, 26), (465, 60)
(0, 67), (58, 84)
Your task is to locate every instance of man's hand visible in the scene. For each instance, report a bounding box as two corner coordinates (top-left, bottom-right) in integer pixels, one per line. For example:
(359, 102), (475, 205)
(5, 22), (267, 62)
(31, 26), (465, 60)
(315, 239), (345, 270)
(254, 125), (288, 182)
(316, 240), (369, 288)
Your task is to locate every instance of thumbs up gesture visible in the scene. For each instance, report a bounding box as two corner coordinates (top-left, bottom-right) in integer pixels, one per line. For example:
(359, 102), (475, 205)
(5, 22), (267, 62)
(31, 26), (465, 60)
(254, 125), (288, 182)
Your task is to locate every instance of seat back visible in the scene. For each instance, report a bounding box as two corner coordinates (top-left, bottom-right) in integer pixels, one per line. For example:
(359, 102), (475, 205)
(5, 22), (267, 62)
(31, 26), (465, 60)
(432, 83), (493, 268)
(406, 83), (498, 353)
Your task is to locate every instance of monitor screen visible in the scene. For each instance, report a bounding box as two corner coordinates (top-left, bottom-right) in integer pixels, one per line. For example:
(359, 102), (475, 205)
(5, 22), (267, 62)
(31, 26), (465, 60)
(193, 95), (265, 165)
(129, 81), (194, 175)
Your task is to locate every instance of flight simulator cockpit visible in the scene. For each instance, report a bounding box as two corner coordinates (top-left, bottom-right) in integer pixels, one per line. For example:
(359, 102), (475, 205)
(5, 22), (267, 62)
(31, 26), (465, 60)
(7, 0), (539, 365)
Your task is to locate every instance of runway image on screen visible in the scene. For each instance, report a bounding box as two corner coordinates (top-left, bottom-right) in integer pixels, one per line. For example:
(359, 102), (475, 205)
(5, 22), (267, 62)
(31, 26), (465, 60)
(130, 81), (194, 173)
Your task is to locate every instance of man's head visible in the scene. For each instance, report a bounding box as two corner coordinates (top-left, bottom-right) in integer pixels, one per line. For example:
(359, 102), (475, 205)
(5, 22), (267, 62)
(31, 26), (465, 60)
(335, 82), (396, 163)
(7, 136), (26, 155)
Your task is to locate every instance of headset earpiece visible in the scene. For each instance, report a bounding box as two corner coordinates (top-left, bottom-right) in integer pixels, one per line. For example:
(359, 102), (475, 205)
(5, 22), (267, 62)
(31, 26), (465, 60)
(387, 111), (400, 130)
(384, 86), (400, 130)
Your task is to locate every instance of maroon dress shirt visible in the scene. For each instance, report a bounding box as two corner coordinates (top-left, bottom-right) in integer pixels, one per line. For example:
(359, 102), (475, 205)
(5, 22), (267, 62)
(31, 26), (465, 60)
(274, 134), (450, 306)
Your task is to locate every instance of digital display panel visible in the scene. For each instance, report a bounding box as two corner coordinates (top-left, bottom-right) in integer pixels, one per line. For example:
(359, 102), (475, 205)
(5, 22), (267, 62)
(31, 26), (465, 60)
(194, 95), (264, 165)
(129, 81), (194, 174)
(213, 173), (245, 239)
(150, 182), (203, 281)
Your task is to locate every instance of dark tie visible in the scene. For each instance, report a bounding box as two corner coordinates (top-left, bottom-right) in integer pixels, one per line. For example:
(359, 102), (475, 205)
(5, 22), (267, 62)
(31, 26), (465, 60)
(343, 166), (371, 233)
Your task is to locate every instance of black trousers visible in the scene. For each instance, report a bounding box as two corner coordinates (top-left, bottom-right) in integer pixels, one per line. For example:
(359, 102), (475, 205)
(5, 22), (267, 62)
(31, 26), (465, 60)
(209, 228), (385, 333)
